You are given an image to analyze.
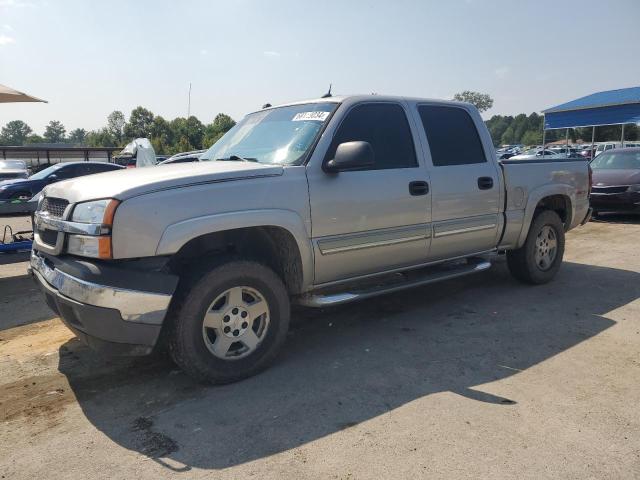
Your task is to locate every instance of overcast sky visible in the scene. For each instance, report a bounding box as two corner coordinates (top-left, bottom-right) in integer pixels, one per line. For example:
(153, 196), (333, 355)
(1, 0), (639, 133)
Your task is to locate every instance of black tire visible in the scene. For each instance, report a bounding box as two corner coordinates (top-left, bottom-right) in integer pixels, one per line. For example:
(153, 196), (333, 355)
(507, 210), (565, 285)
(168, 259), (290, 384)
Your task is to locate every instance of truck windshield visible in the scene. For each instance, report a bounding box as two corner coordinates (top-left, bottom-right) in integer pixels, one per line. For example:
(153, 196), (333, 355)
(200, 103), (338, 165)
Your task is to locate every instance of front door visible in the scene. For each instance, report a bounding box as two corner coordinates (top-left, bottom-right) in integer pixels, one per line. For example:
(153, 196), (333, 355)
(306, 101), (432, 285)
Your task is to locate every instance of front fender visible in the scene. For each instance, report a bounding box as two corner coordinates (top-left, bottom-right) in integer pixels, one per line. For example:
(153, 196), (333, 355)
(156, 209), (314, 289)
(516, 184), (575, 248)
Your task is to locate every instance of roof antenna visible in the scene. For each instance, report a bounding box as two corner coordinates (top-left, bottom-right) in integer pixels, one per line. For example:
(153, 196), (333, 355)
(321, 83), (332, 98)
(262, 103), (272, 109)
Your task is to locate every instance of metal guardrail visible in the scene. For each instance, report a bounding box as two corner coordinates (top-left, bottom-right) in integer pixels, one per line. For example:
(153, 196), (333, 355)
(1, 146), (122, 169)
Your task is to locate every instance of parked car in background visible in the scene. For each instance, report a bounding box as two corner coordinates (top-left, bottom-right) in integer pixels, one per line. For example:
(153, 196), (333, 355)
(0, 160), (29, 181)
(549, 147), (580, 156)
(115, 157), (138, 169)
(595, 142), (620, 157)
(29, 94), (591, 384)
(508, 148), (567, 160)
(158, 150), (206, 165)
(580, 146), (597, 160)
(114, 138), (157, 168)
(496, 146), (521, 160)
(0, 161), (124, 201)
(589, 147), (640, 215)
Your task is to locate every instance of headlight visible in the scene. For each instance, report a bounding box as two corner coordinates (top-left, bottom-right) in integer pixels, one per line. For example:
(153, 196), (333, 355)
(71, 199), (120, 225)
(67, 199), (119, 259)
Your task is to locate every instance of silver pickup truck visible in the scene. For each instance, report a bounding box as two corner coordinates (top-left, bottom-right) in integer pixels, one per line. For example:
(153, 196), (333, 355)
(29, 95), (592, 383)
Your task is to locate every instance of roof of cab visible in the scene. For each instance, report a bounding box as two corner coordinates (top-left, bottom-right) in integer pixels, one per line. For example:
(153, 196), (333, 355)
(251, 94), (474, 114)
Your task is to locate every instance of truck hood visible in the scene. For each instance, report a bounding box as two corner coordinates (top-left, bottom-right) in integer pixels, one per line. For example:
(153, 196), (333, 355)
(44, 161), (284, 204)
(592, 169), (640, 186)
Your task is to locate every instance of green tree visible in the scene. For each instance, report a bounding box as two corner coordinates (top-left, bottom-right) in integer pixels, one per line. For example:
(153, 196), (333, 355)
(106, 110), (126, 145)
(85, 128), (117, 147)
(150, 116), (173, 154)
(0, 120), (32, 145)
(124, 106), (154, 140)
(67, 128), (87, 145)
(43, 120), (66, 143)
(500, 125), (515, 145)
(485, 115), (512, 146)
(172, 136), (193, 155)
(24, 134), (45, 145)
(203, 113), (236, 148)
(521, 130), (542, 146)
(169, 116), (205, 151)
(453, 91), (494, 113)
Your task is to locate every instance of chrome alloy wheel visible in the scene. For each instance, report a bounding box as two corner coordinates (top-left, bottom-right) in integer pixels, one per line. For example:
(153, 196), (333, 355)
(202, 286), (270, 360)
(534, 225), (557, 271)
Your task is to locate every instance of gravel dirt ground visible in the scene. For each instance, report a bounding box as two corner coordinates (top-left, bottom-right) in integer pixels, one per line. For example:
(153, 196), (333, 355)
(0, 214), (638, 479)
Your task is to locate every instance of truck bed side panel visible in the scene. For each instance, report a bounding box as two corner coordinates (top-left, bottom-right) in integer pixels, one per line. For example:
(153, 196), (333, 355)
(499, 160), (590, 249)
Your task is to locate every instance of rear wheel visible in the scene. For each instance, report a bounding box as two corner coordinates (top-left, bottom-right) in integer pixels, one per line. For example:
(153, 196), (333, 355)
(169, 259), (290, 384)
(507, 210), (565, 284)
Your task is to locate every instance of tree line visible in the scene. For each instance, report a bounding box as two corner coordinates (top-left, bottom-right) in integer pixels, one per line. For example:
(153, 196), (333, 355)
(2, 92), (638, 152)
(454, 91), (639, 146)
(0, 107), (237, 155)
(486, 113), (638, 146)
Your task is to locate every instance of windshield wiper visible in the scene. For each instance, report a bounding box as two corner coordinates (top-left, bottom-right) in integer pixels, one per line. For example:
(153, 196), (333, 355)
(215, 155), (259, 163)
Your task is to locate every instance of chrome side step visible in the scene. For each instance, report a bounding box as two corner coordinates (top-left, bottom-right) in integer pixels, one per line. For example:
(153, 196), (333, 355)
(296, 257), (492, 308)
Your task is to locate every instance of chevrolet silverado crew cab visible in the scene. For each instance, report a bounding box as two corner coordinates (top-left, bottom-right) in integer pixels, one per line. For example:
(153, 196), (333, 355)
(29, 95), (592, 384)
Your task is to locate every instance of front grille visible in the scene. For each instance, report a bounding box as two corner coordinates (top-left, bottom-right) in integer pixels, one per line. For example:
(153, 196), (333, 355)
(591, 186), (628, 194)
(41, 197), (69, 218)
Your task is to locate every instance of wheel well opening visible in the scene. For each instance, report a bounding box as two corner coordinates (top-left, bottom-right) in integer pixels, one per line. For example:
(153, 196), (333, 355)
(167, 226), (304, 294)
(535, 195), (571, 227)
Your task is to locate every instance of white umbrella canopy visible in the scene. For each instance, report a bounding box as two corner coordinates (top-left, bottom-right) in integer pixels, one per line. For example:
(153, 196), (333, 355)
(0, 83), (47, 103)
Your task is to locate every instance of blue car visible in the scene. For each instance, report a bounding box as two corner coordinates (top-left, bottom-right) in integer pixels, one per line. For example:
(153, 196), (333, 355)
(0, 161), (123, 201)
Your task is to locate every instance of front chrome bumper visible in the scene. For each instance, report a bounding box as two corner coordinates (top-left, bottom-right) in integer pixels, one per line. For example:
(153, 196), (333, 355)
(29, 251), (172, 325)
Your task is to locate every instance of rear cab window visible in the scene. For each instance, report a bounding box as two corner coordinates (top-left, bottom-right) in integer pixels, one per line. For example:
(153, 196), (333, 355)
(417, 105), (487, 166)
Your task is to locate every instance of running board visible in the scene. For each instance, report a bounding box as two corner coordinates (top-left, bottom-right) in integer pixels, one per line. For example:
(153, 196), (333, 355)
(296, 257), (492, 308)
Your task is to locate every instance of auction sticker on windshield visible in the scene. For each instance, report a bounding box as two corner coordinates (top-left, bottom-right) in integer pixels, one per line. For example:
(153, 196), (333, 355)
(292, 111), (330, 122)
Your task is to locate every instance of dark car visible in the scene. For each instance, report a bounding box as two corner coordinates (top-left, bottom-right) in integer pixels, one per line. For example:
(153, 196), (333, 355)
(589, 147), (640, 215)
(0, 161), (124, 201)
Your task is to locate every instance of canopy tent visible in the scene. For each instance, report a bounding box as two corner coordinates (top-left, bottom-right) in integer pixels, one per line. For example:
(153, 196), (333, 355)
(541, 86), (640, 152)
(0, 83), (47, 103)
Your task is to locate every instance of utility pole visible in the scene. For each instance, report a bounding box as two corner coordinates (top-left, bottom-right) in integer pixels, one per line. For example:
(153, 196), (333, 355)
(187, 82), (192, 118)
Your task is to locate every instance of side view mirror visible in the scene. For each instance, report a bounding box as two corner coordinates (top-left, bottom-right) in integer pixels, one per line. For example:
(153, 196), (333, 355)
(324, 141), (375, 173)
(47, 174), (58, 182)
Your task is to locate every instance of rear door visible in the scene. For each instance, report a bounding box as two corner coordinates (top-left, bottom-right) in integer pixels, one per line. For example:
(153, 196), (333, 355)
(306, 101), (432, 284)
(415, 104), (502, 260)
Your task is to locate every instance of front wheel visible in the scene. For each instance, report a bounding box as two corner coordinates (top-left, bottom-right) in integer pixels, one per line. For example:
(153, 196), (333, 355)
(169, 260), (290, 384)
(507, 210), (565, 284)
